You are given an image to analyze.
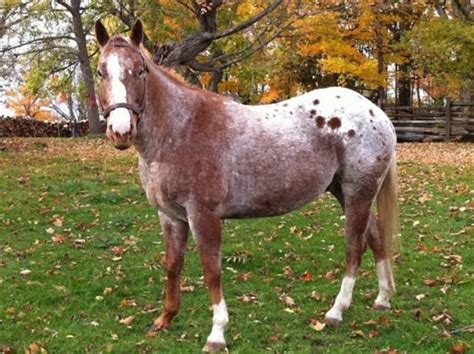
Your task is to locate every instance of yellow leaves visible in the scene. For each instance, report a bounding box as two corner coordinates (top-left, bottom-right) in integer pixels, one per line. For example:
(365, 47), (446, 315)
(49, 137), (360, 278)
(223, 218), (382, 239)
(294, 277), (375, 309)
(236, 2), (258, 17)
(260, 88), (281, 104)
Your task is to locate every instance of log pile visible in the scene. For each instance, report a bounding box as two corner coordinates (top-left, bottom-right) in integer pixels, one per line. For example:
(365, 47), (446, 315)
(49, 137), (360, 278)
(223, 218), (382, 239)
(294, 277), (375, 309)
(0, 116), (105, 137)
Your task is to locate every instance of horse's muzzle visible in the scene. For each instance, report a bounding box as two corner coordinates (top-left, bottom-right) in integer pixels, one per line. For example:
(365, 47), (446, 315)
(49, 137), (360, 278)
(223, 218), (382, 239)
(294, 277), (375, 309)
(106, 115), (138, 150)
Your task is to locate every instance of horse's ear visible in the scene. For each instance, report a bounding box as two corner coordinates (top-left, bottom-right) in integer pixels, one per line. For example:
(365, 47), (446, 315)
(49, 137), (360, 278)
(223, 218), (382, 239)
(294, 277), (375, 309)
(95, 20), (109, 47)
(130, 20), (144, 47)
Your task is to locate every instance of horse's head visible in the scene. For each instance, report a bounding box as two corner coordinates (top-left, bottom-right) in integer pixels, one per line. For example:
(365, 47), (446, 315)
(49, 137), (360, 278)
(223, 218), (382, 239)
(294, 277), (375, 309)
(95, 20), (148, 150)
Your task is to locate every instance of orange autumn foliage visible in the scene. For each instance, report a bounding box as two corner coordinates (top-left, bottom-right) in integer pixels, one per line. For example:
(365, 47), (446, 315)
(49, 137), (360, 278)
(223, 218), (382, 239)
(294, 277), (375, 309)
(6, 88), (58, 122)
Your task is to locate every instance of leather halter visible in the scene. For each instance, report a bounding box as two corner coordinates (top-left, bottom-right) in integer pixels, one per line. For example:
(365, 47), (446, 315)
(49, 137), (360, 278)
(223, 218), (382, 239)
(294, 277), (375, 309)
(99, 43), (149, 122)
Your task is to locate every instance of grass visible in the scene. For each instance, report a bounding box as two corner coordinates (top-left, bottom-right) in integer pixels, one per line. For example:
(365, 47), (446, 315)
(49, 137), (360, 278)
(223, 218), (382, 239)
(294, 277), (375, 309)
(0, 138), (472, 353)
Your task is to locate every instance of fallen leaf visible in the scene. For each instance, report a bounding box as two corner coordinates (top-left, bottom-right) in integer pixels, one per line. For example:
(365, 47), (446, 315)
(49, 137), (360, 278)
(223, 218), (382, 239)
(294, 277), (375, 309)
(180, 285), (195, 293)
(415, 293), (426, 301)
(53, 217), (63, 227)
(325, 270), (336, 281)
(120, 298), (137, 307)
(423, 279), (437, 287)
(52, 234), (67, 244)
(110, 246), (124, 255)
(310, 291), (322, 301)
(283, 266), (293, 277)
(363, 319), (377, 326)
(309, 319), (326, 331)
(25, 343), (47, 354)
(279, 293), (295, 307)
(369, 330), (379, 338)
(299, 271), (313, 282)
(20, 269), (31, 276)
(351, 329), (366, 338)
(451, 342), (468, 354)
(378, 316), (389, 326)
(235, 272), (252, 281)
(440, 330), (452, 338)
(119, 316), (134, 326)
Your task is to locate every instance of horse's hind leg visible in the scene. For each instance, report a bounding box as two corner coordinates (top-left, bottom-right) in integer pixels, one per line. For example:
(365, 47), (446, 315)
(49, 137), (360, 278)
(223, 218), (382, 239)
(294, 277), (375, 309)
(148, 212), (189, 333)
(366, 213), (395, 309)
(187, 206), (228, 352)
(324, 184), (374, 326)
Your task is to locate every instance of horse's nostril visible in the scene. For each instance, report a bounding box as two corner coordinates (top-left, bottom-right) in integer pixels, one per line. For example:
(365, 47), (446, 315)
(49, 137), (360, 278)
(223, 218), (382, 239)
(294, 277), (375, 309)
(108, 124), (114, 133)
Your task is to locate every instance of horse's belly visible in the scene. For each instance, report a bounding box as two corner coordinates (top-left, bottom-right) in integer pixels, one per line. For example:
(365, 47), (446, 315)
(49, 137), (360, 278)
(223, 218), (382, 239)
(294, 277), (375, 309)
(220, 156), (337, 218)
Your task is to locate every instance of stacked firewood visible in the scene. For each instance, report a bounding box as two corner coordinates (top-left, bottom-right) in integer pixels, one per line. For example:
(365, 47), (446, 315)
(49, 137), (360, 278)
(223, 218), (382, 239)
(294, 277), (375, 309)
(0, 116), (104, 137)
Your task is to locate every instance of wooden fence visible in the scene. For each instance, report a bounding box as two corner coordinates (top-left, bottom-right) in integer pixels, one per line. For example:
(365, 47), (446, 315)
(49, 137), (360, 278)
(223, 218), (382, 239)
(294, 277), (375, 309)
(382, 102), (474, 142)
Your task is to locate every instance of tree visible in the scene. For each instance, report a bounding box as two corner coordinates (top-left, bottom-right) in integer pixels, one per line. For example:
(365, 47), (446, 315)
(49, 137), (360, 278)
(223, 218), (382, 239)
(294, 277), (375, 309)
(6, 86), (58, 121)
(55, 0), (102, 134)
(401, 17), (474, 101)
(108, 0), (291, 91)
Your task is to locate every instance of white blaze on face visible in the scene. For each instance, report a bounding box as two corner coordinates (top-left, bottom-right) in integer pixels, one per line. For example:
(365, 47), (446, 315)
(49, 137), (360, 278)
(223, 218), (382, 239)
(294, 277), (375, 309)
(106, 53), (132, 135)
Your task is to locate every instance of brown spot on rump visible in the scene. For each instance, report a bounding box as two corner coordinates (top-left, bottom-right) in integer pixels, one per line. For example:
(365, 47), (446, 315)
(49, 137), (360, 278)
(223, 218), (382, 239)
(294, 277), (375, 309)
(308, 109), (317, 118)
(369, 109), (375, 117)
(315, 116), (326, 128)
(327, 117), (341, 129)
(313, 99), (320, 105)
(348, 129), (356, 138)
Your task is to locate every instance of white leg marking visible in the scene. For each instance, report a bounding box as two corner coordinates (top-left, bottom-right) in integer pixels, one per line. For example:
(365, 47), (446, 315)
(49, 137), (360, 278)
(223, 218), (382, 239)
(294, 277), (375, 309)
(106, 53), (131, 135)
(325, 276), (356, 323)
(374, 260), (395, 309)
(206, 299), (228, 345)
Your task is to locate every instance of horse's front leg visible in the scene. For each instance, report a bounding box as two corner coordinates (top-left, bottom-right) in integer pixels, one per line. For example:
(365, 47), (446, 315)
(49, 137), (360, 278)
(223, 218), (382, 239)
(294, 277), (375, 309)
(148, 212), (189, 334)
(187, 206), (228, 352)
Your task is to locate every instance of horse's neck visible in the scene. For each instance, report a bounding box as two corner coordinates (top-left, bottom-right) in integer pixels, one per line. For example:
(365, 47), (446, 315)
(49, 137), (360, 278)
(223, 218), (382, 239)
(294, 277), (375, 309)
(135, 67), (192, 159)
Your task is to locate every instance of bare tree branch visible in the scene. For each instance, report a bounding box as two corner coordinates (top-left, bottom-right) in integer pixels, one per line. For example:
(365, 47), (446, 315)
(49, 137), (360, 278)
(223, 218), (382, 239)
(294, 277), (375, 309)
(1, 35), (76, 53)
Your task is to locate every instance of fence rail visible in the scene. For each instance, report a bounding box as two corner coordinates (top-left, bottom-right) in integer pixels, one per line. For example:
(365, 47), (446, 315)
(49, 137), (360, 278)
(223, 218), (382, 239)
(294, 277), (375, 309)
(382, 101), (474, 142)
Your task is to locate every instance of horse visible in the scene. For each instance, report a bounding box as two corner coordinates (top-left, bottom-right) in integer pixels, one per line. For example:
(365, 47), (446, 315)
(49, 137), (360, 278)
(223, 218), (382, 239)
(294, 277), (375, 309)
(95, 20), (399, 352)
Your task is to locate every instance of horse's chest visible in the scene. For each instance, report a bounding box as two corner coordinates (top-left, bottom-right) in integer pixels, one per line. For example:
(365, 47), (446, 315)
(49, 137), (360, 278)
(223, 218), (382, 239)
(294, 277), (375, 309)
(138, 159), (186, 220)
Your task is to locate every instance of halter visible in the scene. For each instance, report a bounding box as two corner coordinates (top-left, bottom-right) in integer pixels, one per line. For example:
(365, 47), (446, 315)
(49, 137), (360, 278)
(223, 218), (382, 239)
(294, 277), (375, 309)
(99, 43), (149, 122)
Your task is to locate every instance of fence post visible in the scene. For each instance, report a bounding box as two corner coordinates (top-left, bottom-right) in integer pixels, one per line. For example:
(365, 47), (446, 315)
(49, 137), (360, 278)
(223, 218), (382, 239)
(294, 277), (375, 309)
(446, 98), (452, 141)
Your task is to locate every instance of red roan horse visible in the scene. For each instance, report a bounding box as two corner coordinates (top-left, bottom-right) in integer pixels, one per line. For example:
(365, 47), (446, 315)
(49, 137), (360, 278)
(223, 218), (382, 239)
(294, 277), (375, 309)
(95, 20), (399, 352)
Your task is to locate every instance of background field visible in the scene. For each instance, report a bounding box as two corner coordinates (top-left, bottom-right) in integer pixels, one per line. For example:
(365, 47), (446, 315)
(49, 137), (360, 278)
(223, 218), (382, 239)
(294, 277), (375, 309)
(0, 138), (472, 353)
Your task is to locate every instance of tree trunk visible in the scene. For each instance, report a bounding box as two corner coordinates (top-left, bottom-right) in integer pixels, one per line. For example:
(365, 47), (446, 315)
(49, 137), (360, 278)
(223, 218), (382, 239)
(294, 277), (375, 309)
(374, 4), (385, 106)
(397, 64), (412, 106)
(69, 0), (102, 135)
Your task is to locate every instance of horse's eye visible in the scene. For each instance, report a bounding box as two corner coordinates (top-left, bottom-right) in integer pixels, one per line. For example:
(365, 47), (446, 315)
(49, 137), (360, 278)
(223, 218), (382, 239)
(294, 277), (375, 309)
(138, 68), (147, 77)
(97, 69), (103, 78)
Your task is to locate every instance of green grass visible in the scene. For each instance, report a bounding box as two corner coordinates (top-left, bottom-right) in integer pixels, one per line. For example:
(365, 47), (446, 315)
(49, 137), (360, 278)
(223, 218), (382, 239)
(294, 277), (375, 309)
(0, 138), (472, 353)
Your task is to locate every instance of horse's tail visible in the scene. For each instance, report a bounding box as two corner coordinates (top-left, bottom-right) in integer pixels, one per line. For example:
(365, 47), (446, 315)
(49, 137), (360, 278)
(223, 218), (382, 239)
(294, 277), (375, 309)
(377, 154), (400, 262)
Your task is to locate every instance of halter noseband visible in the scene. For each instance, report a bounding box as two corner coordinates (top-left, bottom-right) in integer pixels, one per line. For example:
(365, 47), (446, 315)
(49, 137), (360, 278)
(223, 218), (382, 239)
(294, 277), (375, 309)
(99, 43), (149, 122)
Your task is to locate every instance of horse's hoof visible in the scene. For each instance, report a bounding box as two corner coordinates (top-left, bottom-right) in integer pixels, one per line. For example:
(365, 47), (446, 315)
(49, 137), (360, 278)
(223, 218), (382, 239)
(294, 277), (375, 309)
(202, 341), (227, 353)
(324, 316), (342, 327)
(146, 322), (169, 337)
(373, 302), (391, 310)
